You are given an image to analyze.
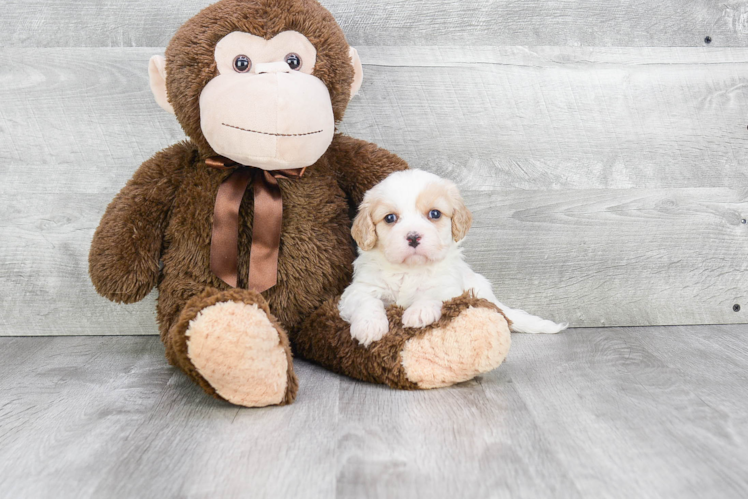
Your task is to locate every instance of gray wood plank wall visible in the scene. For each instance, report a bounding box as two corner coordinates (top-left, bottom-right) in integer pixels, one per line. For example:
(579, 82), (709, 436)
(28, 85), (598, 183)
(1, 0), (747, 335)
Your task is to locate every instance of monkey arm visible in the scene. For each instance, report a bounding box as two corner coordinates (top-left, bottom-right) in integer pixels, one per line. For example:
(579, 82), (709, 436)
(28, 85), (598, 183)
(328, 133), (409, 207)
(89, 141), (195, 304)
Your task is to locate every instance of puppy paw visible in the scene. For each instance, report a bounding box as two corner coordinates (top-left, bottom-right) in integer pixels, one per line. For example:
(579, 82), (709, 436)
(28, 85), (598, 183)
(402, 300), (443, 328)
(350, 312), (390, 347)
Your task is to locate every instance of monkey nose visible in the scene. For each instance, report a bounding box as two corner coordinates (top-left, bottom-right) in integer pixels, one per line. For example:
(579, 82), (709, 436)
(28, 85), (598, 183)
(255, 62), (292, 74)
(406, 232), (421, 248)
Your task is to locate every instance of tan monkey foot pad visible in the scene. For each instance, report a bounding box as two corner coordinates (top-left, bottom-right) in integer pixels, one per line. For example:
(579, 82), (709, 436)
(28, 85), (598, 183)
(186, 301), (288, 407)
(401, 306), (511, 389)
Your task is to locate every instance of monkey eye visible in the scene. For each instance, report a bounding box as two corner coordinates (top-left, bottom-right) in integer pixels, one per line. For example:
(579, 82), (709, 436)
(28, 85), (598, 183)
(233, 55), (251, 73)
(384, 214), (398, 224)
(284, 53), (302, 70)
(428, 209), (442, 220)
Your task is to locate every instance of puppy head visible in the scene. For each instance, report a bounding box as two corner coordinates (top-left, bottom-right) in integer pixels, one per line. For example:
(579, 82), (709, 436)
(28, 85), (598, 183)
(351, 169), (472, 265)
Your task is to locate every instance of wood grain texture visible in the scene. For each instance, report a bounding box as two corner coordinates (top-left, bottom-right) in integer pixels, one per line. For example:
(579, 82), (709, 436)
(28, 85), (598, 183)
(353, 46), (748, 191)
(0, 48), (185, 195)
(3, 47), (748, 194)
(2, 187), (745, 335)
(501, 326), (748, 497)
(334, 371), (581, 497)
(463, 187), (748, 327)
(1, 45), (747, 333)
(3, 0), (748, 48)
(0, 193), (158, 336)
(1, 329), (747, 497)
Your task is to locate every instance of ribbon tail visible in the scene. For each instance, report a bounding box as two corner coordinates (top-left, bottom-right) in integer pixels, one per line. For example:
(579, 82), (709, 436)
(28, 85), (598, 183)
(248, 171), (284, 293)
(210, 167), (252, 288)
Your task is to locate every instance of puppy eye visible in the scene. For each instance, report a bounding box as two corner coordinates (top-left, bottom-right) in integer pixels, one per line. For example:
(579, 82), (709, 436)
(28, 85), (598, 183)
(428, 209), (442, 220)
(233, 55), (251, 73)
(384, 214), (398, 224)
(285, 53), (302, 70)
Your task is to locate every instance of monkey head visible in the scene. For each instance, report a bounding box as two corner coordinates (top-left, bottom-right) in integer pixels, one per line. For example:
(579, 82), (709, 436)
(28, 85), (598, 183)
(148, 0), (363, 170)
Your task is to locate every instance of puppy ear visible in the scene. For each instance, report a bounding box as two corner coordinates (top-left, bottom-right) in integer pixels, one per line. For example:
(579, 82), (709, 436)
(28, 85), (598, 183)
(449, 186), (473, 242)
(351, 201), (377, 251)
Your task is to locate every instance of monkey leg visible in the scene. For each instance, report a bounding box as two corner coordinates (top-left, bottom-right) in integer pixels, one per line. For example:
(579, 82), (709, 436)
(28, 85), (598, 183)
(163, 287), (298, 407)
(293, 292), (511, 390)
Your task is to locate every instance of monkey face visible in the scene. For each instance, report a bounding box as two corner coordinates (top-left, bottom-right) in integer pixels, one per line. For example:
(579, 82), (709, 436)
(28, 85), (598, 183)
(198, 31), (335, 170)
(149, 0), (364, 165)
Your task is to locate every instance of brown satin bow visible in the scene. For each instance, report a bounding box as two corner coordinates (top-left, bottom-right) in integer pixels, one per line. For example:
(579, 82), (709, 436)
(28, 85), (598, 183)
(207, 156), (305, 292)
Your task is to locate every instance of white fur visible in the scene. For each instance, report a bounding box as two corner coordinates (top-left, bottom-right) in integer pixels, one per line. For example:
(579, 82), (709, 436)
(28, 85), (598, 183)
(339, 169), (567, 347)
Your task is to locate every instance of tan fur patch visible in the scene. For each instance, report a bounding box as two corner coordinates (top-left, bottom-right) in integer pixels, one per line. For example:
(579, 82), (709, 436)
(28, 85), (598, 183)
(450, 200), (472, 242)
(415, 182), (451, 216)
(369, 200), (398, 224)
(351, 200), (378, 251)
(186, 301), (288, 407)
(369, 200), (400, 250)
(401, 306), (511, 389)
(416, 181), (472, 241)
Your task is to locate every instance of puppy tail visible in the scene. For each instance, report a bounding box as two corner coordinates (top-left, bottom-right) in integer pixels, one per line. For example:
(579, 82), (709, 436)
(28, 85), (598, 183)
(501, 306), (568, 334)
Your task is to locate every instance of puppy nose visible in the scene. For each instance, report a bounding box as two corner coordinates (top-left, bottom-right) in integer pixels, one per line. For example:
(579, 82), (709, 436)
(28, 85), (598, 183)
(406, 232), (421, 248)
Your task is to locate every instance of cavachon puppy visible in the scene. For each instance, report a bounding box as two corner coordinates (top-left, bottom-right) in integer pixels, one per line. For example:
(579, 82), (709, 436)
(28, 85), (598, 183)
(339, 169), (568, 346)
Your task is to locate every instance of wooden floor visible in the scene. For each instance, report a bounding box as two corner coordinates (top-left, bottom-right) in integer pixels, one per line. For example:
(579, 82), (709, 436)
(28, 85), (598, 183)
(1, 325), (747, 498)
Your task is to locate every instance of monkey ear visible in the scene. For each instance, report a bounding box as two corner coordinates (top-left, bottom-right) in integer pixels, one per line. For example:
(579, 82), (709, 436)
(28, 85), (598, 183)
(349, 47), (363, 99)
(351, 201), (377, 251)
(148, 55), (175, 115)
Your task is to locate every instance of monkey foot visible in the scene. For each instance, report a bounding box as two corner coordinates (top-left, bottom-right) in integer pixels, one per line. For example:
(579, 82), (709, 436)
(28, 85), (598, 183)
(172, 289), (297, 407)
(295, 292), (510, 390)
(400, 305), (511, 389)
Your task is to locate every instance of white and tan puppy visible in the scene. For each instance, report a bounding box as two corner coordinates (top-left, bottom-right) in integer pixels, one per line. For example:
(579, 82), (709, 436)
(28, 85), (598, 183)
(339, 169), (567, 347)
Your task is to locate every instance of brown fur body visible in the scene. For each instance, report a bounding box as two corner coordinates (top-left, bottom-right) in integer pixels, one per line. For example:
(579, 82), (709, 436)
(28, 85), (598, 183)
(90, 132), (409, 399)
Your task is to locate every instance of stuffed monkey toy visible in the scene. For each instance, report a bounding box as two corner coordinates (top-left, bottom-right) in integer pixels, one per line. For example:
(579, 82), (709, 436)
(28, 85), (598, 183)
(89, 0), (511, 407)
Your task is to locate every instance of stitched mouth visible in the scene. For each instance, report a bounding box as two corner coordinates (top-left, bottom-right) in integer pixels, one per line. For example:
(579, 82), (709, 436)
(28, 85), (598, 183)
(222, 123), (323, 137)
